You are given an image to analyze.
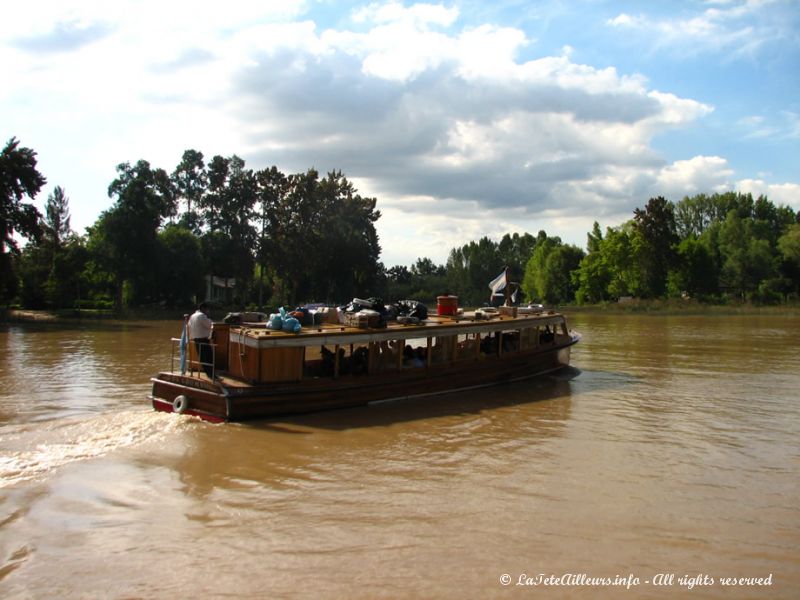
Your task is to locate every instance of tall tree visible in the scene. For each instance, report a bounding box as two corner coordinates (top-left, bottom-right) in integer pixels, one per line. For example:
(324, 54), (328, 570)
(202, 155), (230, 233)
(264, 169), (382, 304)
(42, 186), (74, 307)
(100, 160), (177, 309)
(316, 171), (382, 300)
(717, 210), (775, 300)
(604, 223), (643, 298)
(44, 185), (71, 253)
(666, 236), (717, 299)
(171, 149), (207, 233)
(197, 155), (257, 303)
(384, 264), (413, 300)
(522, 235), (583, 304)
(574, 223), (610, 304)
(446, 236), (507, 305)
(157, 224), (204, 307)
(1, 138), (46, 303)
(255, 166), (288, 308)
(777, 224), (800, 296)
(633, 196), (678, 297)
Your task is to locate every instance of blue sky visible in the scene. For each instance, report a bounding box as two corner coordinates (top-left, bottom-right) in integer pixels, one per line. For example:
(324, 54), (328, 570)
(2, 0), (798, 266)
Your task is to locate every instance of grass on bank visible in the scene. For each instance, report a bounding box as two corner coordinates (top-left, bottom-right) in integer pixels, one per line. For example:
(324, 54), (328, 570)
(4, 297), (800, 324)
(560, 298), (800, 316)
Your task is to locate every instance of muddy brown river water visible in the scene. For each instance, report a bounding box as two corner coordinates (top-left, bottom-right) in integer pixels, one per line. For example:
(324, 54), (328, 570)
(1, 313), (798, 599)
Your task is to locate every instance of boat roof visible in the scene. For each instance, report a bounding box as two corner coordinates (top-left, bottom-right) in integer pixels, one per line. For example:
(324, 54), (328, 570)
(229, 311), (567, 349)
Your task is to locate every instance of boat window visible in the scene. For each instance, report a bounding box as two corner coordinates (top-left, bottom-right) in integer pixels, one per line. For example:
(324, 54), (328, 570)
(501, 330), (520, 353)
(519, 326), (537, 350)
(480, 332), (499, 357)
(401, 342), (427, 368)
(370, 340), (403, 373)
(304, 345), (334, 378)
(539, 325), (555, 344)
(455, 333), (480, 362)
(430, 335), (455, 365)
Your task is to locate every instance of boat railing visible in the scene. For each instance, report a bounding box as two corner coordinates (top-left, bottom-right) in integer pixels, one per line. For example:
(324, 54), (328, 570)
(169, 337), (216, 379)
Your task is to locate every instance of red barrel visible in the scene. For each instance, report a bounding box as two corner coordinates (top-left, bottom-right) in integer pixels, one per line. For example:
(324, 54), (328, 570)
(436, 295), (458, 316)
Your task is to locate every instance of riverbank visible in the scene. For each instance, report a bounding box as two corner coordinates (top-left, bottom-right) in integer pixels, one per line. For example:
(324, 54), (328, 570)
(0, 308), (185, 323)
(561, 298), (800, 316)
(4, 299), (800, 324)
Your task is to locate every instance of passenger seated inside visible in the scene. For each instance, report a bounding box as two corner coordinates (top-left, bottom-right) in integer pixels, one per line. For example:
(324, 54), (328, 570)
(351, 346), (369, 376)
(318, 346), (339, 376)
(378, 341), (398, 369)
(403, 345), (425, 368)
(315, 345), (369, 377)
(480, 335), (497, 356)
(502, 332), (519, 353)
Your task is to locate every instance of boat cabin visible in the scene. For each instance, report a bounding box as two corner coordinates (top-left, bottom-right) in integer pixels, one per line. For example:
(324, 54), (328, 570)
(182, 312), (571, 385)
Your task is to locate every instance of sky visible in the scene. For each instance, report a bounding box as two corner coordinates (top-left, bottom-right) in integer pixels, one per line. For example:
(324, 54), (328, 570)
(2, 0), (799, 267)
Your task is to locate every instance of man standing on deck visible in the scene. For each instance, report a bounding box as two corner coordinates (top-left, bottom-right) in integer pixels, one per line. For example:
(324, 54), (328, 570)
(188, 302), (215, 379)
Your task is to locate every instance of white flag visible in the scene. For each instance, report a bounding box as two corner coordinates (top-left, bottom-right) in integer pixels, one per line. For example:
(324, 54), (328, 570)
(489, 270), (507, 294)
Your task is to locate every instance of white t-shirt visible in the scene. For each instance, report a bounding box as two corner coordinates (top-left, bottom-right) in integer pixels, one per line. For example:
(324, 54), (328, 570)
(188, 310), (213, 339)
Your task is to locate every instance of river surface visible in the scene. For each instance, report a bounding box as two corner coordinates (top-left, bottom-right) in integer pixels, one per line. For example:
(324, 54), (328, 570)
(0, 313), (798, 599)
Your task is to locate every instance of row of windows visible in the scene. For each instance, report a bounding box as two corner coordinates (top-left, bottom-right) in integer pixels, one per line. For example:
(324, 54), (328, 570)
(303, 324), (564, 378)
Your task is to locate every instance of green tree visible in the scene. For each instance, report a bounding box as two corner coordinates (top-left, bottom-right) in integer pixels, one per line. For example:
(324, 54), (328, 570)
(574, 222), (610, 304)
(197, 155), (257, 304)
(263, 168), (322, 303)
(384, 264), (413, 300)
(96, 160), (177, 310)
(315, 172), (382, 301)
(42, 186), (74, 307)
(666, 236), (717, 299)
(633, 196), (678, 297)
(718, 211), (775, 300)
(255, 166), (288, 309)
(17, 242), (49, 308)
(172, 149), (207, 233)
(408, 257), (447, 302)
(446, 237), (505, 305)
(497, 232), (536, 280)
(201, 155), (231, 233)
(675, 193), (714, 239)
(264, 169), (382, 305)
(1, 137), (46, 303)
(157, 225), (204, 307)
(604, 224), (643, 298)
(59, 235), (90, 309)
(43, 186), (71, 253)
(522, 235), (583, 304)
(777, 223), (800, 296)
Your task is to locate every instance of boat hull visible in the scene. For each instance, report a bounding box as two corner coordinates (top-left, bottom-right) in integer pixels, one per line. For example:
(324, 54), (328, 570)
(150, 336), (577, 422)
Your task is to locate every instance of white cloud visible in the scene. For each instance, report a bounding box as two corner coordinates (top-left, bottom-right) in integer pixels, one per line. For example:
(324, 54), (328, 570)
(606, 0), (789, 58)
(655, 156), (735, 197)
(737, 179), (800, 208)
(737, 111), (800, 140)
(2, 0), (796, 266)
(352, 1), (458, 27)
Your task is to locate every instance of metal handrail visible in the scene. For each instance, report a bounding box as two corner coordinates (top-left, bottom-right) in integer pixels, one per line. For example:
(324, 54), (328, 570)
(170, 337), (217, 379)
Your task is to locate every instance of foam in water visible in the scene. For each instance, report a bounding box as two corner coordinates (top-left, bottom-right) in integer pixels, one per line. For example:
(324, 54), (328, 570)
(0, 410), (191, 488)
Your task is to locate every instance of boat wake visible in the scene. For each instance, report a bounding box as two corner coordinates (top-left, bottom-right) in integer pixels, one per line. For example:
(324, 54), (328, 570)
(0, 410), (187, 489)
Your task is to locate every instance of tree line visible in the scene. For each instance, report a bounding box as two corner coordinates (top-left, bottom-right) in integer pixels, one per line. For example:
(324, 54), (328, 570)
(2, 137), (799, 312)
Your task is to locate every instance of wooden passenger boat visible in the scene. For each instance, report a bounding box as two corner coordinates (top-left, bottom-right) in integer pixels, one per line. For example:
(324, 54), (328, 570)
(149, 308), (580, 422)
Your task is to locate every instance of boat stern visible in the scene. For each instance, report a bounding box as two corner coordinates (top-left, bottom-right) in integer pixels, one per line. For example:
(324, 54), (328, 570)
(150, 373), (228, 423)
